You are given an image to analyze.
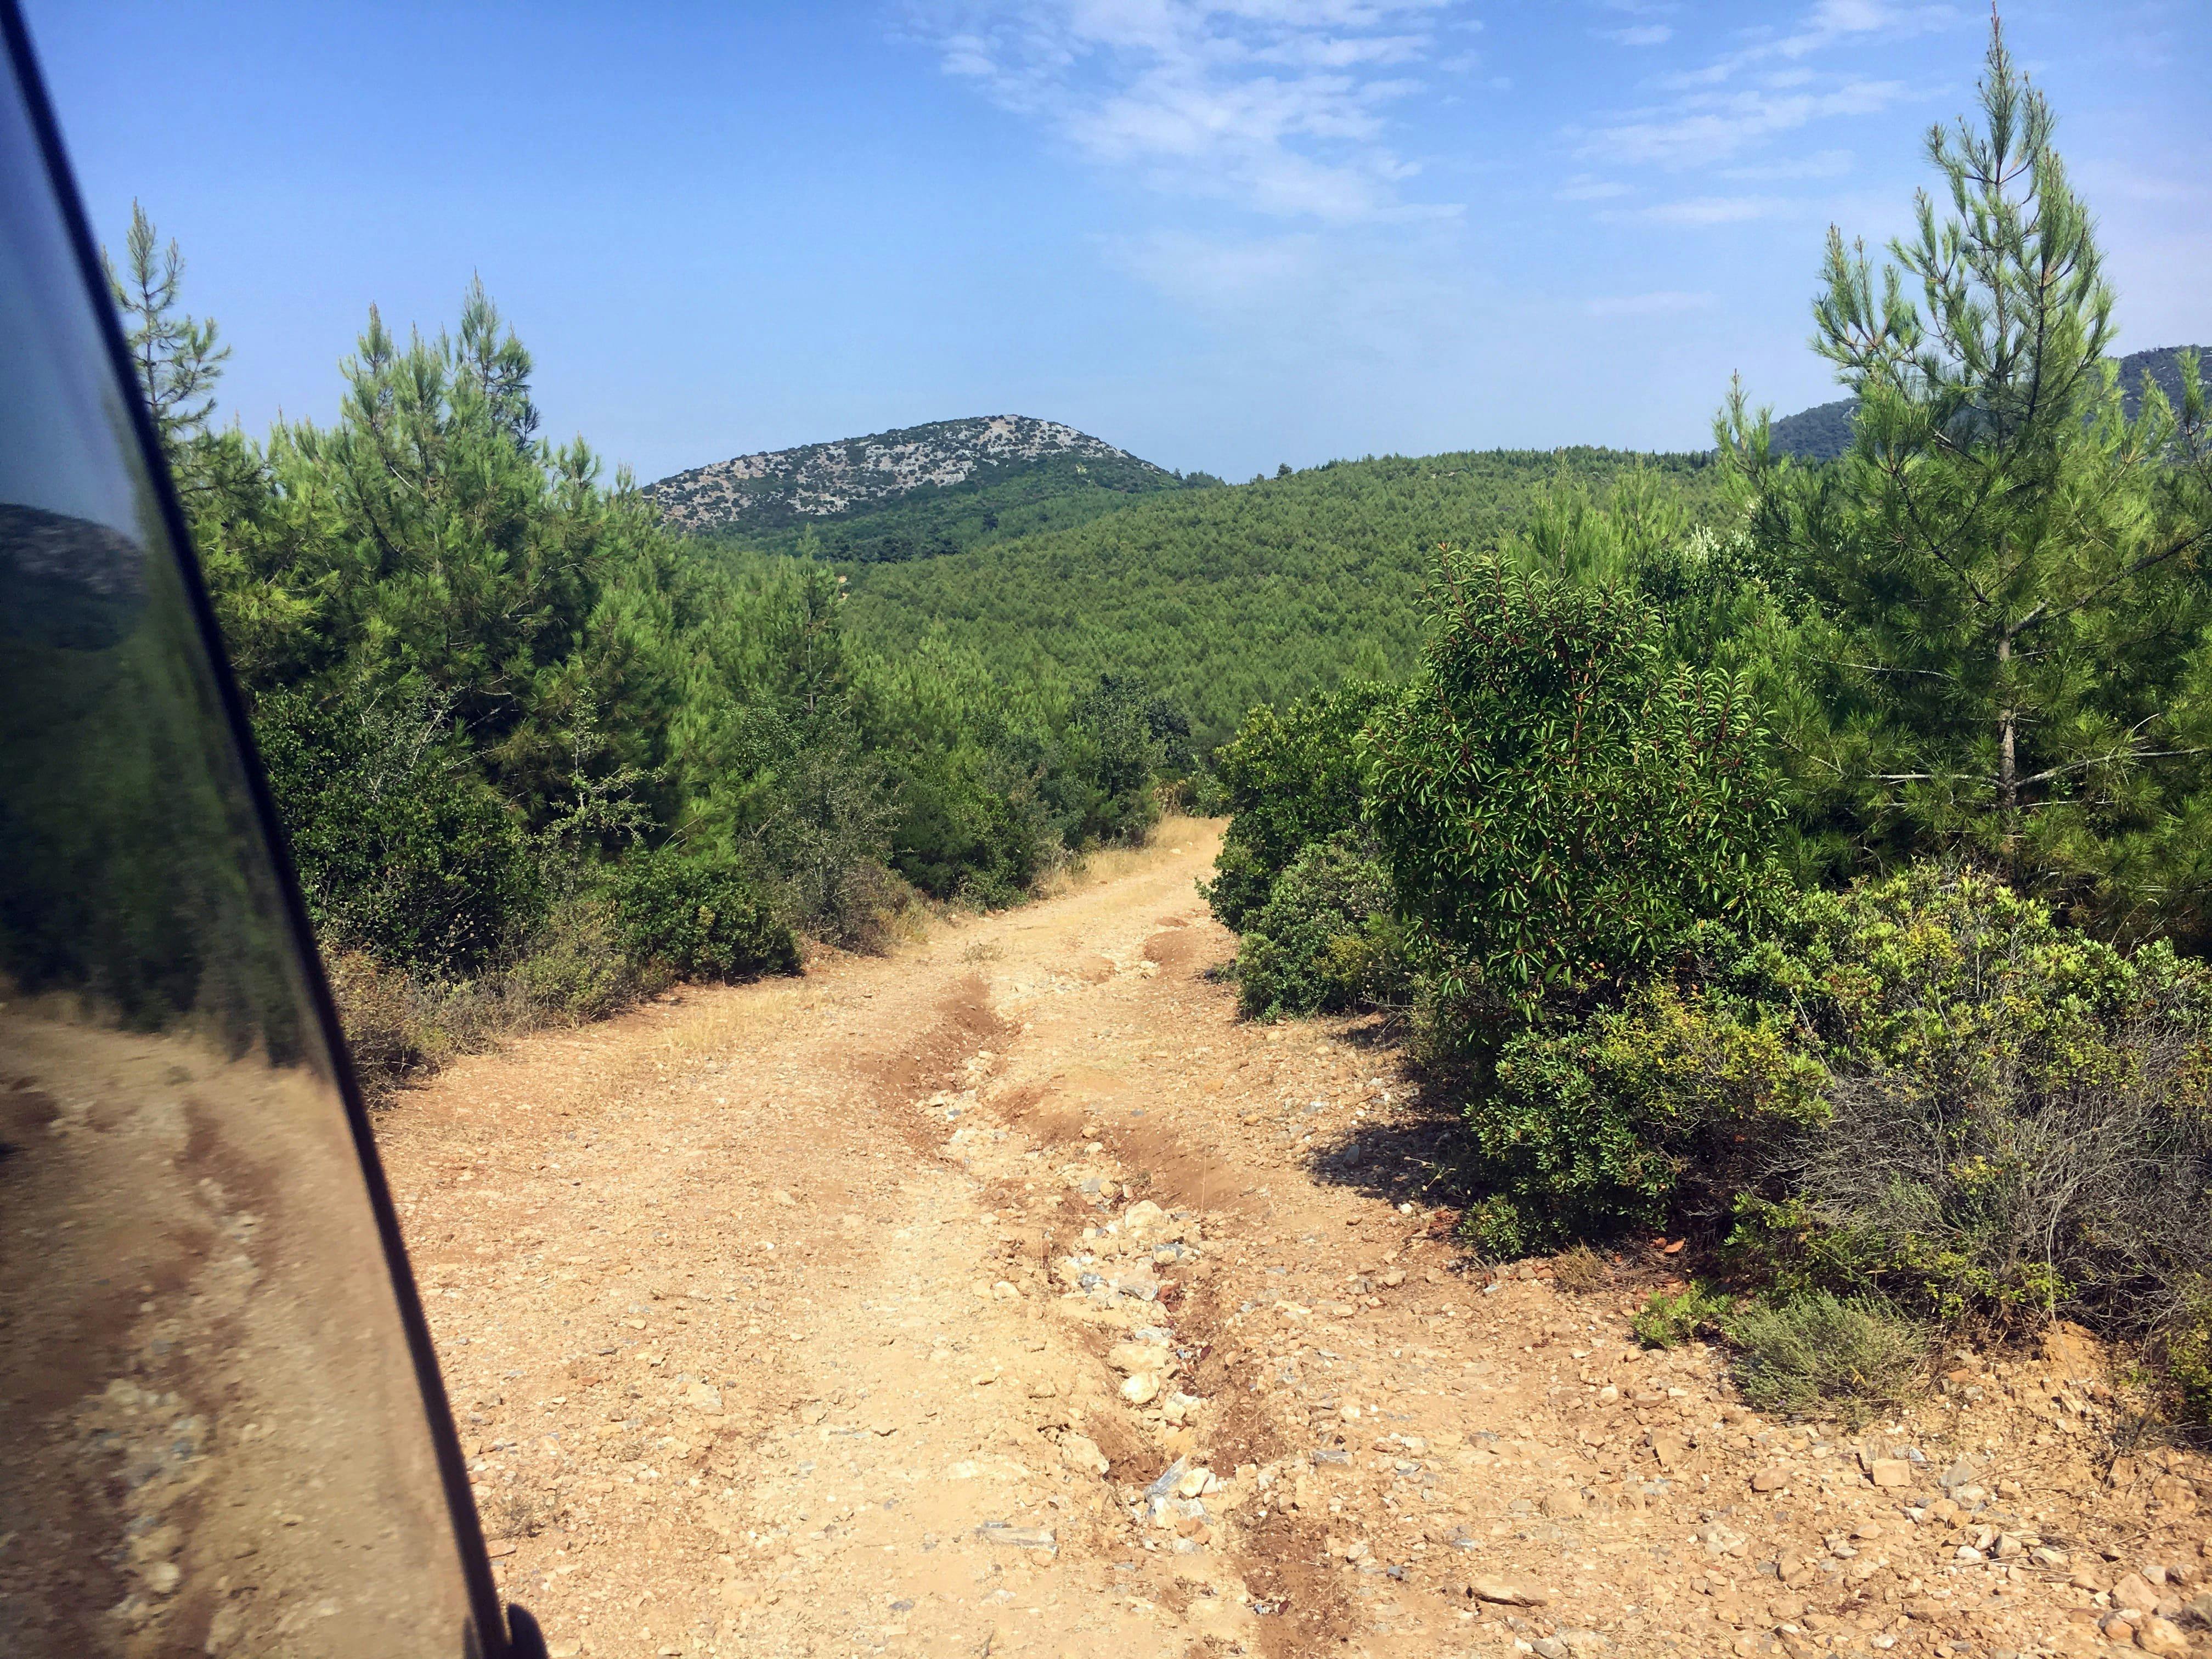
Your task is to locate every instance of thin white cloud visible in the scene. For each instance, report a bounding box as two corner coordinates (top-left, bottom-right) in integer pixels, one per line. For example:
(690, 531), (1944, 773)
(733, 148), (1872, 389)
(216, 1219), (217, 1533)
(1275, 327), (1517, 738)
(1588, 78), (1905, 168)
(1605, 25), (1673, 47)
(1661, 0), (1956, 89)
(1586, 290), (1713, 316)
(1104, 221), (1479, 357)
(1566, 0), (1957, 200)
(1630, 194), (1794, 225)
(1720, 146), (1853, 180)
(910, 1), (1467, 222)
(1556, 173), (1631, 201)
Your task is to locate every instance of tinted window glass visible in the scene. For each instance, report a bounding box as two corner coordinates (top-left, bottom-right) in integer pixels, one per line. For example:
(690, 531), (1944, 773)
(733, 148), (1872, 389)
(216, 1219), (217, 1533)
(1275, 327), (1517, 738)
(0, 22), (492, 1657)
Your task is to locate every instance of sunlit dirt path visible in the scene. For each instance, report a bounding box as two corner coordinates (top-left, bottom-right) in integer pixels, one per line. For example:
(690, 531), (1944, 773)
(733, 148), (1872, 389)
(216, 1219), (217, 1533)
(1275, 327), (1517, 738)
(379, 826), (2205, 1659)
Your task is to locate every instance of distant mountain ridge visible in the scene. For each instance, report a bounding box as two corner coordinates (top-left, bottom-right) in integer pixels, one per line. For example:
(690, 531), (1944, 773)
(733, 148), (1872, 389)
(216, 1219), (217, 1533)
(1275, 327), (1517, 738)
(1771, 344), (2207, 461)
(645, 415), (1180, 537)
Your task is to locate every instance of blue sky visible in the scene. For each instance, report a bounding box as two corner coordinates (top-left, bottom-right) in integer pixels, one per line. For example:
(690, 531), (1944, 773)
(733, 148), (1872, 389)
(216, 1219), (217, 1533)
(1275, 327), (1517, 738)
(22, 1), (2210, 484)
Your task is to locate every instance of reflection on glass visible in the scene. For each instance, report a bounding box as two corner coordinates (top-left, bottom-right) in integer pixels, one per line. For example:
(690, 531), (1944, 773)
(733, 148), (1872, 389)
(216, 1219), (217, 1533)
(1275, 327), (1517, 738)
(0, 24), (488, 1658)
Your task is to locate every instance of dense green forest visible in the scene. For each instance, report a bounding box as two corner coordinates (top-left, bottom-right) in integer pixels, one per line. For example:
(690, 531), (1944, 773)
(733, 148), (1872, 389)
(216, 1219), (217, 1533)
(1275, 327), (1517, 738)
(845, 449), (1726, 749)
(1207, 24), (2212, 1421)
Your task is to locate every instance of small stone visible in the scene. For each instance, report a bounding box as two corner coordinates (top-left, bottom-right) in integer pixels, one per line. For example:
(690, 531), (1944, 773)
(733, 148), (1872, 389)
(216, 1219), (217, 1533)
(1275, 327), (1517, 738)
(2032, 1545), (2069, 1568)
(1558, 1632), (1608, 1656)
(143, 1561), (181, 1596)
(680, 1381), (723, 1415)
(1121, 1372), (1161, 1406)
(1955, 1545), (1985, 1564)
(1751, 1468), (1791, 1492)
(1867, 1458), (1911, 1488)
(1059, 1433), (1109, 1476)
(1541, 1485), (1587, 1519)
(977, 1523), (1056, 1550)
(2136, 1616), (2189, 1656)
(1469, 1575), (1549, 1606)
(2112, 1573), (2160, 1613)
(1108, 1341), (1160, 1374)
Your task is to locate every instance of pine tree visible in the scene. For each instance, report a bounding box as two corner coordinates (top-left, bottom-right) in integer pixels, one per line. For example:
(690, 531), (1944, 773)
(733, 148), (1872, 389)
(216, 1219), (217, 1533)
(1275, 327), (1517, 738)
(104, 201), (229, 453)
(1722, 15), (2212, 937)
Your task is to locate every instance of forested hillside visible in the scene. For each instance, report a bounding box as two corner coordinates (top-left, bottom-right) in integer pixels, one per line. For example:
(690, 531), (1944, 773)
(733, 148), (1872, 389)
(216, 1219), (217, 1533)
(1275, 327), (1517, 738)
(844, 448), (1725, 748)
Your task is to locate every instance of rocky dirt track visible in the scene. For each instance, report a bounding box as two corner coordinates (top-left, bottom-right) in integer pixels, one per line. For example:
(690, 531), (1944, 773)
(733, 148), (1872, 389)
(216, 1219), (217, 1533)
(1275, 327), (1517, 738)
(379, 826), (2212, 1659)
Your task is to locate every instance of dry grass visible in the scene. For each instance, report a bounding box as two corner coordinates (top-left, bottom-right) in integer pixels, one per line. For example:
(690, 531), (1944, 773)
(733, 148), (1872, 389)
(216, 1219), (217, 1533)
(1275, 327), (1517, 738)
(1731, 1293), (1926, 1427)
(1034, 814), (1221, 901)
(1551, 1243), (1613, 1294)
(490, 1487), (548, 1539)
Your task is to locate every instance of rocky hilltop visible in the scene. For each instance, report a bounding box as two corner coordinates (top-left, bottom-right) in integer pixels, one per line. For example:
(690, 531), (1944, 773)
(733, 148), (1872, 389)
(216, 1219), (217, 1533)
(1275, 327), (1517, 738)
(646, 414), (1176, 536)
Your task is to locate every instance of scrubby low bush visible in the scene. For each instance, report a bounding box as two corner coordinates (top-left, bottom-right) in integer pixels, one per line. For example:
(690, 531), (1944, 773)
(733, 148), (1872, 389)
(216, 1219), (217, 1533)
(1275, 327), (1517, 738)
(1464, 971), (1825, 1255)
(1549, 1243), (1613, 1294)
(1463, 866), (2212, 1349)
(1632, 1280), (1737, 1348)
(509, 894), (639, 1024)
(611, 848), (798, 982)
(1728, 1293), (1925, 1426)
(325, 948), (529, 1094)
(2161, 1289), (2212, 1425)
(257, 687), (540, 975)
(1233, 831), (1406, 1020)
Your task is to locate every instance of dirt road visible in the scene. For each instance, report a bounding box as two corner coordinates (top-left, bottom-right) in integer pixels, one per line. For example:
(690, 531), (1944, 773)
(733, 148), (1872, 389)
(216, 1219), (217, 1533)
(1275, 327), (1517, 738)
(380, 827), (2212, 1659)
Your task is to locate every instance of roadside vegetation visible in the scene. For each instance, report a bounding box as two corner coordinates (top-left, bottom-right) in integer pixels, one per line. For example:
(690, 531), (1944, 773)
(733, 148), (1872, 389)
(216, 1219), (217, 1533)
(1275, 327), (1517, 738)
(115, 247), (1187, 1094)
(1202, 24), (2212, 1424)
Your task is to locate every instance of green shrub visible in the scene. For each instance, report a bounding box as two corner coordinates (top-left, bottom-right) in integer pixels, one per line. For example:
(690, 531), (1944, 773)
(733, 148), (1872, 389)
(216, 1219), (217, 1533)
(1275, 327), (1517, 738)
(511, 894), (640, 1022)
(1205, 681), (1392, 930)
(1042, 675), (1184, 850)
(1468, 974), (1827, 1251)
(257, 686), (540, 974)
(611, 849), (798, 981)
(1365, 555), (1785, 1024)
(1459, 865), (2212, 1344)
(2162, 1288), (2212, 1425)
(1233, 831), (1406, 1019)
(1633, 1280), (1737, 1348)
(1728, 1293), (1925, 1425)
(888, 742), (1061, 905)
(1752, 868), (2212, 1328)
